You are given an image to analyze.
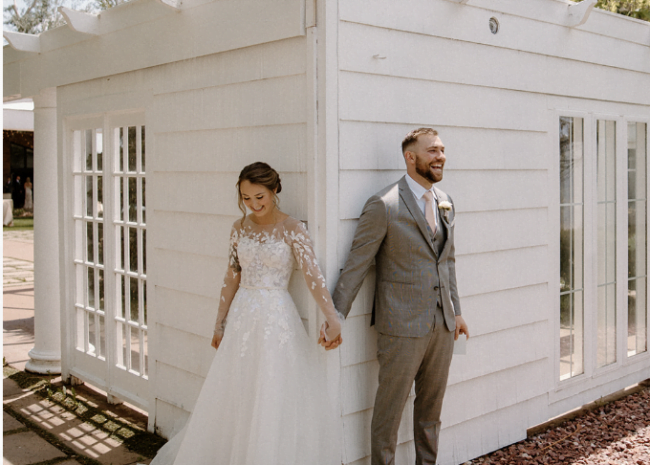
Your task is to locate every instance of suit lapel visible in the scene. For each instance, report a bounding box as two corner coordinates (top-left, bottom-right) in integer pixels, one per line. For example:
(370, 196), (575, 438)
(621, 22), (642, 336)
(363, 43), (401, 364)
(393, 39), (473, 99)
(398, 177), (437, 255)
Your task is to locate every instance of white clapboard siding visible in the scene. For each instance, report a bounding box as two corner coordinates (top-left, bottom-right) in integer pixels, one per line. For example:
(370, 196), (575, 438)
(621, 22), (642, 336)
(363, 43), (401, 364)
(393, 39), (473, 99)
(443, 358), (548, 427)
(339, 22), (650, 106)
(456, 246), (548, 298)
(438, 395), (549, 465)
(339, 0), (650, 73)
(340, 312), (377, 368)
(155, 286), (219, 339)
(153, 249), (224, 299)
(339, 121), (549, 171)
(154, 362), (206, 413)
(156, 324), (215, 378)
(455, 209), (548, 256)
(152, 212), (234, 258)
(152, 171), (307, 218)
(341, 361), (379, 415)
(154, 400), (190, 439)
(149, 36), (307, 97)
(448, 321), (549, 385)
(155, 124), (308, 173)
(152, 74), (307, 134)
(340, 72), (548, 132)
(460, 284), (549, 337)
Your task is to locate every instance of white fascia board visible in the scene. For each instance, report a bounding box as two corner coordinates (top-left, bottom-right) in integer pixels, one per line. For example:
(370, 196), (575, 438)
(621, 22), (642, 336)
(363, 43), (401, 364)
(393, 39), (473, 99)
(3, 31), (41, 53)
(59, 8), (100, 35)
(462, 0), (649, 45)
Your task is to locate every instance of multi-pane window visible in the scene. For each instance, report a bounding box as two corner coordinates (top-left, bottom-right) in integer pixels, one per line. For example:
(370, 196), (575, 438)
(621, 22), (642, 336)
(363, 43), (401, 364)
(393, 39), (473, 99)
(559, 117), (585, 380)
(596, 120), (617, 368)
(114, 125), (148, 377)
(628, 122), (648, 357)
(73, 128), (107, 358)
(559, 117), (649, 381)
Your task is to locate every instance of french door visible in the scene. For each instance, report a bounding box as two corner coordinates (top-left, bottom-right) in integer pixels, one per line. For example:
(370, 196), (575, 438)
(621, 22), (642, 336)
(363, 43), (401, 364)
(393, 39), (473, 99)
(67, 113), (148, 408)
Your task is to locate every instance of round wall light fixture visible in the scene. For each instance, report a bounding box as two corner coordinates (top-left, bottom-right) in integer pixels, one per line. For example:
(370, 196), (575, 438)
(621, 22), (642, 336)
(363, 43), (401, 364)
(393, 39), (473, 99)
(489, 17), (499, 34)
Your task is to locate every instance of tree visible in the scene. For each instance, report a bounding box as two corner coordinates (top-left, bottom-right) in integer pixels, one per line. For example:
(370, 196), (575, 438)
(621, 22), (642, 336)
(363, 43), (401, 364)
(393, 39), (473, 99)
(4, 0), (125, 34)
(583, 0), (650, 21)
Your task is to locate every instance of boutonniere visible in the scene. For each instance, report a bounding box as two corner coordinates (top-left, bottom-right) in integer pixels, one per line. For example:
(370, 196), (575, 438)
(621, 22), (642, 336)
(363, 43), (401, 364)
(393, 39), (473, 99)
(438, 200), (454, 225)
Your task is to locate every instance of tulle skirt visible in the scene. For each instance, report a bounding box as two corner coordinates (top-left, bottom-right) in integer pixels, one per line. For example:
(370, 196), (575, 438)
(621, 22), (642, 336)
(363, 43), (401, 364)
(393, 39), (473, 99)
(150, 287), (340, 465)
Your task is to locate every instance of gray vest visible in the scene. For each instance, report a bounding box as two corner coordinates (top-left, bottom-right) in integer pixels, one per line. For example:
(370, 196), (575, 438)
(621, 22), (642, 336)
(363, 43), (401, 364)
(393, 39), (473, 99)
(429, 207), (446, 307)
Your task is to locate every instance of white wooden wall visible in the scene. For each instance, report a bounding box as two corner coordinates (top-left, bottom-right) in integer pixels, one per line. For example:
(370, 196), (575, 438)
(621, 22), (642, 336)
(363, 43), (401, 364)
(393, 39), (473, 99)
(335, 1), (650, 464)
(56, 32), (313, 439)
(147, 36), (312, 438)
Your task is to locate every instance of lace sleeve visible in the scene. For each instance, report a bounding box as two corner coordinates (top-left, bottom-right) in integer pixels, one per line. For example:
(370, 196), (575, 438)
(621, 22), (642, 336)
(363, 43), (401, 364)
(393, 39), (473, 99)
(285, 219), (343, 340)
(214, 224), (242, 336)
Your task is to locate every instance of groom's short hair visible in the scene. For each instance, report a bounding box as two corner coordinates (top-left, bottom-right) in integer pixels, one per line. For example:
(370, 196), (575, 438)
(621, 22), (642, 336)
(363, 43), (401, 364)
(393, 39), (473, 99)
(402, 128), (439, 154)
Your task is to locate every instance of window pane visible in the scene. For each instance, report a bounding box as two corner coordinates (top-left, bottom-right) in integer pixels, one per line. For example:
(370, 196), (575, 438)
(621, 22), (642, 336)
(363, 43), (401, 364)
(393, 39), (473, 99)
(559, 116), (585, 381)
(143, 281), (147, 325)
(142, 178), (146, 224)
(560, 291), (584, 380)
(119, 227), (125, 270)
(141, 126), (146, 172)
(129, 227), (138, 272)
(88, 312), (96, 355)
(98, 269), (104, 311)
(86, 176), (93, 217)
(97, 176), (103, 219)
(130, 277), (139, 323)
(131, 327), (141, 374)
(142, 229), (147, 275)
(129, 177), (137, 222)
(97, 223), (104, 266)
(628, 122), (648, 357)
(96, 129), (103, 171)
(98, 314), (105, 358)
(120, 177), (125, 221)
(596, 119), (617, 367)
(87, 267), (95, 308)
(128, 126), (137, 172)
(118, 127), (124, 172)
(85, 129), (93, 171)
(86, 222), (94, 263)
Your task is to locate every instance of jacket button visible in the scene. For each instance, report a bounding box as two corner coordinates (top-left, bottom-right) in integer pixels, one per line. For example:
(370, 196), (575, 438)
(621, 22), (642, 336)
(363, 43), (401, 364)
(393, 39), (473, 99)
(433, 286), (439, 291)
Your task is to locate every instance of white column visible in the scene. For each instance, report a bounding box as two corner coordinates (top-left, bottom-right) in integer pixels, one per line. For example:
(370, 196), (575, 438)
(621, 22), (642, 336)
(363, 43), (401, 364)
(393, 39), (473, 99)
(26, 87), (61, 374)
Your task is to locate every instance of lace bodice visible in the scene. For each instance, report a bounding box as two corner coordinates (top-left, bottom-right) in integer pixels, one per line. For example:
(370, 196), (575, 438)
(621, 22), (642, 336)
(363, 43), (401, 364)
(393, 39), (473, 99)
(214, 216), (338, 335)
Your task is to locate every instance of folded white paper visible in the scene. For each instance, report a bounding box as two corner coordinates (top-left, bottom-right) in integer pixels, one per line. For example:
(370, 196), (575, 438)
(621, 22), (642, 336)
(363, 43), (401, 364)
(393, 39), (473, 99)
(453, 335), (467, 355)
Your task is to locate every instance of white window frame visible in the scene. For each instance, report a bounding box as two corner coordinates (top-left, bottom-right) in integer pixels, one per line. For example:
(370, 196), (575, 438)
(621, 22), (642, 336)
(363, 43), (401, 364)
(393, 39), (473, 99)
(552, 110), (650, 399)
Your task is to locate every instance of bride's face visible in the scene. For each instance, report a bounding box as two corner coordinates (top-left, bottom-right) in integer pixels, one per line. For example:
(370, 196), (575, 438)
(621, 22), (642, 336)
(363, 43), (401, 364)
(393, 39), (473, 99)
(240, 180), (277, 220)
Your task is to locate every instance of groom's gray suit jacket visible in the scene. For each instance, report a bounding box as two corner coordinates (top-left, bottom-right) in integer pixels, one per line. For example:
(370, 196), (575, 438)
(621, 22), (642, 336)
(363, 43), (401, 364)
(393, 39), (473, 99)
(333, 176), (461, 336)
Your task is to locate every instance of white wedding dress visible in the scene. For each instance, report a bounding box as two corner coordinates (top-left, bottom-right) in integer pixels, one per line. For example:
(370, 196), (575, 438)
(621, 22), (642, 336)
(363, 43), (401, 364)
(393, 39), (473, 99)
(150, 216), (340, 465)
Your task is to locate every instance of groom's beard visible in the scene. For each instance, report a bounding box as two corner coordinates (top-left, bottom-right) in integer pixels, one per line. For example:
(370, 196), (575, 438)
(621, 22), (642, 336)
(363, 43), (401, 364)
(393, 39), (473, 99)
(415, 156), (443, 184)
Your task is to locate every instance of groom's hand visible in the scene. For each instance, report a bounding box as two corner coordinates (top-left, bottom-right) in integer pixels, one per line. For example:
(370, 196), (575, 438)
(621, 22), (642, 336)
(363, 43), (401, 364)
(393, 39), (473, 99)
(318, 322), (343, 350)
(454, 315), (469, 341)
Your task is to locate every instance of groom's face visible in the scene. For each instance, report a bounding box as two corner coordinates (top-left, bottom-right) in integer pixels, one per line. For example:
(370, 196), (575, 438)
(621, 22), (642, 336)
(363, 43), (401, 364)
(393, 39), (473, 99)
(410, 134), (446, 185)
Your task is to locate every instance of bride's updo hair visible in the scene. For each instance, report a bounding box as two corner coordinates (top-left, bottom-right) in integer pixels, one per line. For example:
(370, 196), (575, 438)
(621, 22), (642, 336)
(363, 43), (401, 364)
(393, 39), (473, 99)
(236, 162), (282, 221)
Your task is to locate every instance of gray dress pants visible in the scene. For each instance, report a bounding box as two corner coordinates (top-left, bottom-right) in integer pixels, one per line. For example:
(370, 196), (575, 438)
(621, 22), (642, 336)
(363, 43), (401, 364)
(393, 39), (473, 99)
(371, 305), (454, 465)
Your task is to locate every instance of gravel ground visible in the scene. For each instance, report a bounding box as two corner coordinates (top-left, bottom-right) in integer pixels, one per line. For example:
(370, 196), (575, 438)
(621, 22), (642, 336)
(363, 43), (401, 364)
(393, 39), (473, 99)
(473, 383), (650, 465)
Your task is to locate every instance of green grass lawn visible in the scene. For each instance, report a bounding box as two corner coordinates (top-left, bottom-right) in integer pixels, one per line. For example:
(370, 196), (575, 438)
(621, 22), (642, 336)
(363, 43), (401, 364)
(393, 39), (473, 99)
(4, 213), (34, 231)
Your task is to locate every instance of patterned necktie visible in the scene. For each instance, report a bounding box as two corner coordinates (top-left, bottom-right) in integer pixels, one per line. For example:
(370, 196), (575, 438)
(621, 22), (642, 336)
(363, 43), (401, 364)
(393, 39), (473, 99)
(423, 191), (437, 235)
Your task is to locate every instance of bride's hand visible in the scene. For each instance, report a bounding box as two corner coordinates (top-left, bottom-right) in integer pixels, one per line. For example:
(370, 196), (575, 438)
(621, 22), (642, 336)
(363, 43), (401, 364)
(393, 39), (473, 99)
(211, 332), (224, 350)
(318, 321), (342, 350)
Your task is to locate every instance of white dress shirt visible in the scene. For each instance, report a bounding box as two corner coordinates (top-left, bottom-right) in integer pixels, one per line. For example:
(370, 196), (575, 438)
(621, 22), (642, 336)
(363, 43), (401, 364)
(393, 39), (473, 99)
(405, 174), (438, 230)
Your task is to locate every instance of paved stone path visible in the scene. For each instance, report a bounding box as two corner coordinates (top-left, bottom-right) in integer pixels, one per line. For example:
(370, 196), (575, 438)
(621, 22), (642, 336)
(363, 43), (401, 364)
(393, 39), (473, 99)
(3, 229), (154, 465)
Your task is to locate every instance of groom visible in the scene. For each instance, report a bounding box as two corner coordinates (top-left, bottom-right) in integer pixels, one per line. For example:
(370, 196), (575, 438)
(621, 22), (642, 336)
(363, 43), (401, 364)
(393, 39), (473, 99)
(329, 128), (469, 465)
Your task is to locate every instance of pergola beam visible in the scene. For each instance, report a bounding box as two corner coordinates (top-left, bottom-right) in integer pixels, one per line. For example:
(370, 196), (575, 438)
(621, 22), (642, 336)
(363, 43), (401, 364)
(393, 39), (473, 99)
(3, 31), (41, 53)
(59, 7), (100, 35)
(154, 0), (182, 10)
(565, 0), (597, 28)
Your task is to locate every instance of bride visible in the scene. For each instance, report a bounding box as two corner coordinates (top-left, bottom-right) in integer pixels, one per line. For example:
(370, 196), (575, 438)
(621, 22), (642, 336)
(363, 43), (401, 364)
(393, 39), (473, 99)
(149, 162), (343, 465)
